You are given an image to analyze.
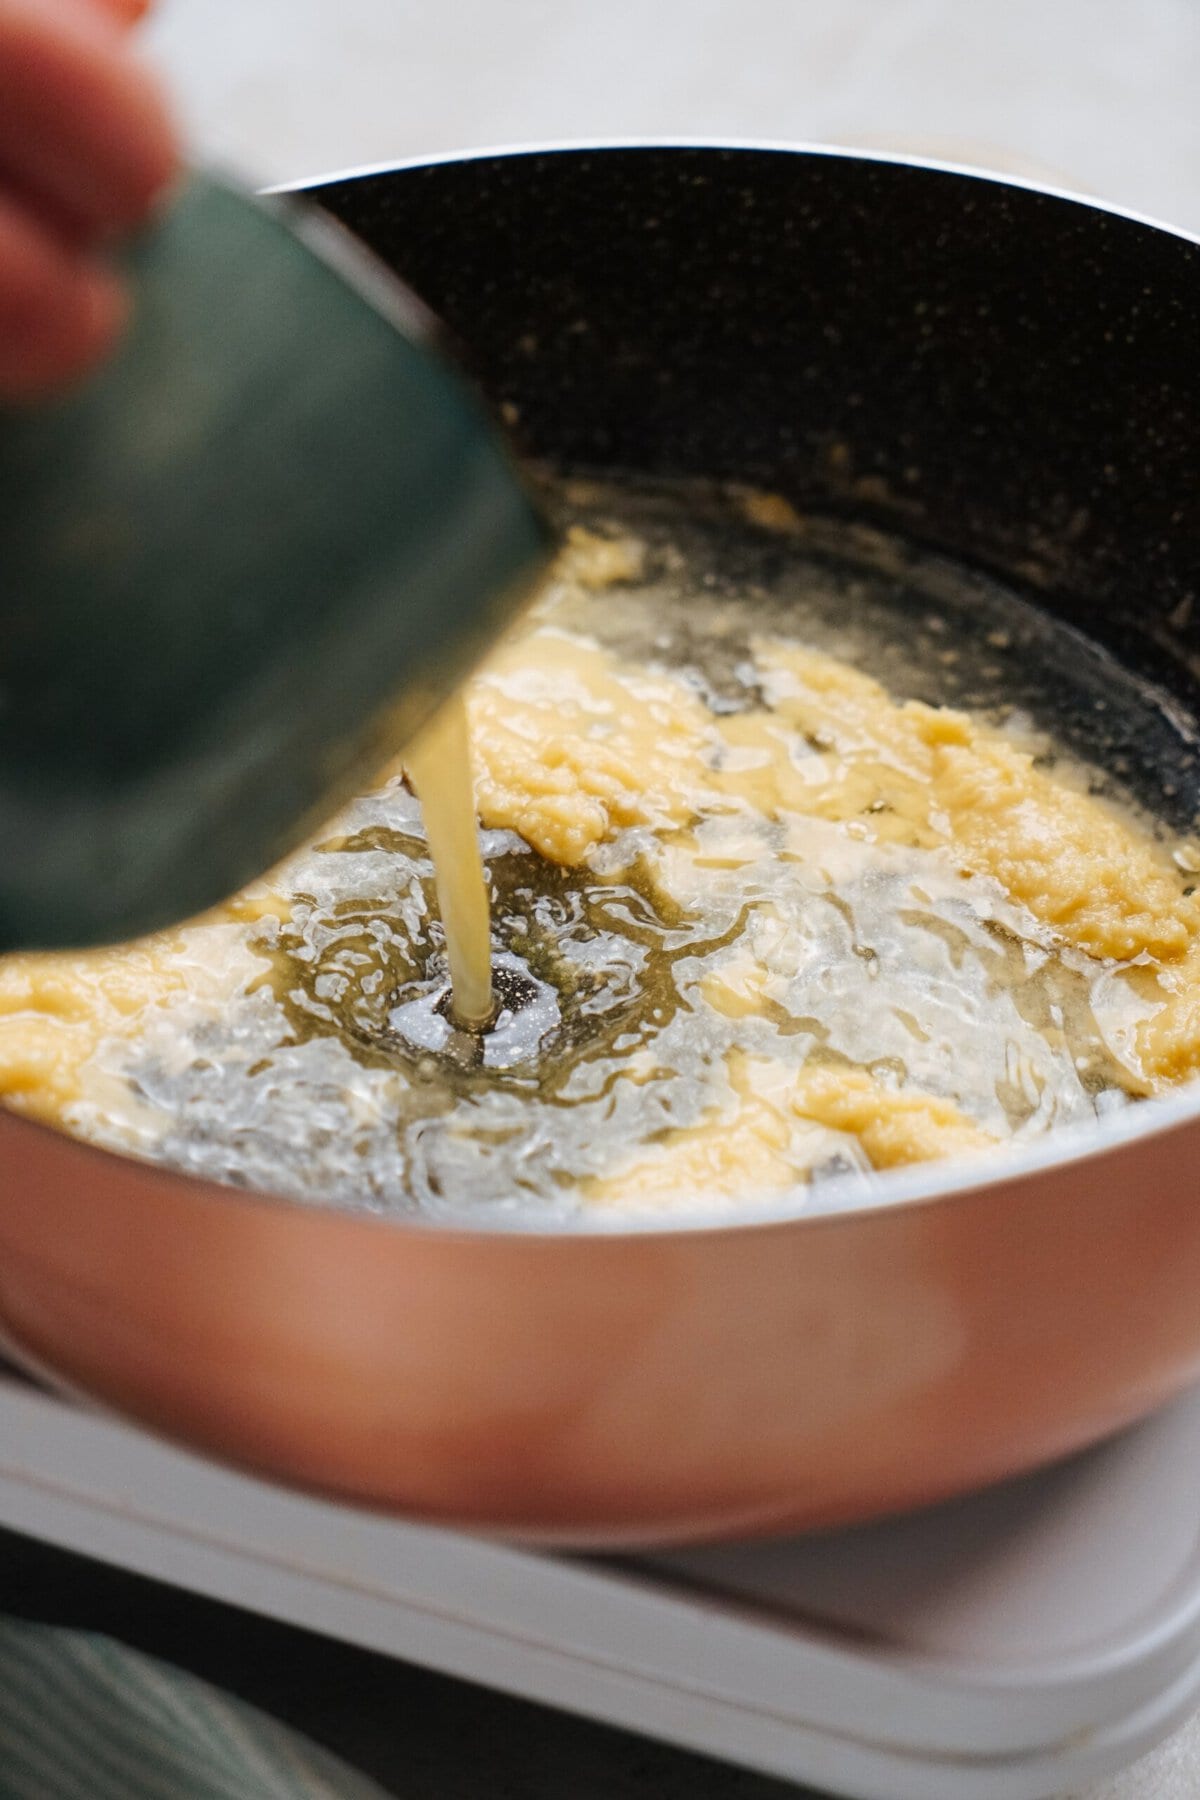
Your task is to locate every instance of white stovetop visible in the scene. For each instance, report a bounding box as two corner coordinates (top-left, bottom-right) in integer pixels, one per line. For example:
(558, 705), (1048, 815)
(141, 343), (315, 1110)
(133, 5), (1200, 1795)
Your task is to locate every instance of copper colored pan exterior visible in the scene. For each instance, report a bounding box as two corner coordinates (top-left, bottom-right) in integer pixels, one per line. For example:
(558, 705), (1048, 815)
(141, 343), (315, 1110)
(2, 146), (1200, 1544)
(3, 1100), (1200, 1544)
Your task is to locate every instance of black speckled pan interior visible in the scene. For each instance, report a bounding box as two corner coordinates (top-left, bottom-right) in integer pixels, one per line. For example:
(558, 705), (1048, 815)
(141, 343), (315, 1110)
(311, 145), (1200, 821)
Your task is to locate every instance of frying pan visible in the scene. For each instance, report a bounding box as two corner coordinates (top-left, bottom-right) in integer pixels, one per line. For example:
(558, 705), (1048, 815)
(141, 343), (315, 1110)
(2, 144), (1199, 1546)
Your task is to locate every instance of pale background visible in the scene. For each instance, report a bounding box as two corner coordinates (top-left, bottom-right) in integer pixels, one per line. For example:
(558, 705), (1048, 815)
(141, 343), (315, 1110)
(141, 4), (1200, 1797)
(145, 0), (1200, 230)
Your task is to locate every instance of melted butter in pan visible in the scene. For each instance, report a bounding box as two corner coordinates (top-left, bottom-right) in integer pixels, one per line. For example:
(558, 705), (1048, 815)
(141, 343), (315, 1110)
(2, 485), (1198, 1222)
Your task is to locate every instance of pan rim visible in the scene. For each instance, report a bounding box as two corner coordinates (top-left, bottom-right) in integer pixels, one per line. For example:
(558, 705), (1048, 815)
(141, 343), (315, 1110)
(266, 135), (1200, 254)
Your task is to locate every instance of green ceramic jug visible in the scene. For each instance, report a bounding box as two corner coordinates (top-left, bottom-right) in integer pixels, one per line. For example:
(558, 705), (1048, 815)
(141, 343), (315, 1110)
(0, 174), (550, 952)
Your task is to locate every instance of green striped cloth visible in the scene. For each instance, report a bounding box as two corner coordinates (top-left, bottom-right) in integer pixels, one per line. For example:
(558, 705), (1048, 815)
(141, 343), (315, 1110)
(0, 1618), (392, 1800)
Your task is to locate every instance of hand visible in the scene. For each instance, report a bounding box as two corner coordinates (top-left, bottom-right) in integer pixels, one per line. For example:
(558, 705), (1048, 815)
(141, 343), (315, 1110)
(0, 0), (178, 399)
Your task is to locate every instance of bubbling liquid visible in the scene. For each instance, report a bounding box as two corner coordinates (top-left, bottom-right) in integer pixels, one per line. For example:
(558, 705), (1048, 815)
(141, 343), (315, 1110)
(2, 478), (1200, 1223)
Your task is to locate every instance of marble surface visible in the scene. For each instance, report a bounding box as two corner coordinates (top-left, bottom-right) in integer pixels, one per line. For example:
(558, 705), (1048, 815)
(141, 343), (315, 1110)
(123, 5), (1200, 1797)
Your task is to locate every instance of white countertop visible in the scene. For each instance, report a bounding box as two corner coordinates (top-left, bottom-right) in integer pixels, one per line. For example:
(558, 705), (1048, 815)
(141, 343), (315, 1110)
(136, 5), (1200, 1796)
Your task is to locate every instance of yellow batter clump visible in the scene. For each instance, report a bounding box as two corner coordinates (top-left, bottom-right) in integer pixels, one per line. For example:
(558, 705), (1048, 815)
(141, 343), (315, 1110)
(912, 712), (1197, 963)
(0, 940), (186, 1114)
(1136, 950), (1200, 1082)
(468, 633), (714, 865)
(786, 1064), (997, 1169)
(0, 921), (259, 1132)
(725, 642), (1197, 962)
(587, 1052), (995, 1212)
(584, 1084), (800, 1214)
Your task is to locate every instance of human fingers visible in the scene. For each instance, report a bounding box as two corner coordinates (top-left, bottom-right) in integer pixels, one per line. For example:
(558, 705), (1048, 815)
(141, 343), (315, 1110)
(0, 191), (126, 399)
(0, 0), (178, 241)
